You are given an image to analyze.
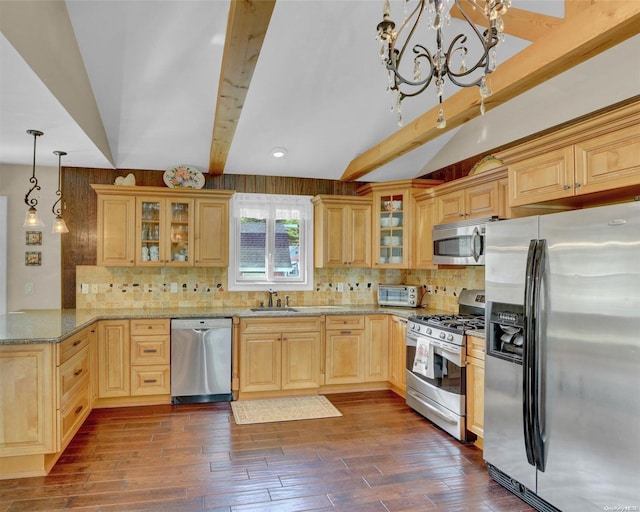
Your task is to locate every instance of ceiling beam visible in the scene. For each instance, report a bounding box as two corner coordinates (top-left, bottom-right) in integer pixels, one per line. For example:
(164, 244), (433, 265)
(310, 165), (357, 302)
(340, 0), (640, 182)
(450, 4), (563, 42)
(208, 0), (276, 175)
(0, 0), (115, 167)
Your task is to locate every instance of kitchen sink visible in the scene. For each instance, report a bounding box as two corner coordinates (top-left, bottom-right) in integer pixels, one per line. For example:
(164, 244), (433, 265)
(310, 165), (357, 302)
(250, 307), (299, 312)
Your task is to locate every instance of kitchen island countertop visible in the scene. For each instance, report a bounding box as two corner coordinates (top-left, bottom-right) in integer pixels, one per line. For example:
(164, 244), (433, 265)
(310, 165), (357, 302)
(0, 305), (426, 345)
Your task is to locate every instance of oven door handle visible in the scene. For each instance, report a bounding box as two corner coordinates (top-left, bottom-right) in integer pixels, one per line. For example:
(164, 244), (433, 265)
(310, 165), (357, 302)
(407, 390), (458, 423)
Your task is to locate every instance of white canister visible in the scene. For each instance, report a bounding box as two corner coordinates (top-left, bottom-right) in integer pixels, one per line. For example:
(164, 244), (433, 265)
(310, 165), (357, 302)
(149, 246), (159, 261)
(141, 247), (150, 261)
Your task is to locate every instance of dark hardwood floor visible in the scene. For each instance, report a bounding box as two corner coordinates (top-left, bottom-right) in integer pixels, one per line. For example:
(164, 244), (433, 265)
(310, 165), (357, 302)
(0, 391), (534, 511)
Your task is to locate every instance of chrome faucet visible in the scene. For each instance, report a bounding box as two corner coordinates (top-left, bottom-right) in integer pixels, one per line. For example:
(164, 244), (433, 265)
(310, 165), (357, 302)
(267, 289), (277, 307)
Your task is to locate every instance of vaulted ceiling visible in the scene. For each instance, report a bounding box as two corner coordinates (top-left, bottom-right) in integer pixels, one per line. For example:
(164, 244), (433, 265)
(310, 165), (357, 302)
(1, 1), (639, 183)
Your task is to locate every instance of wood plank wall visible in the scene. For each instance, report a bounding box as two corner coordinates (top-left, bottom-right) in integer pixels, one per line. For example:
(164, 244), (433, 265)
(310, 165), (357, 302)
(61, 164), (476, 308)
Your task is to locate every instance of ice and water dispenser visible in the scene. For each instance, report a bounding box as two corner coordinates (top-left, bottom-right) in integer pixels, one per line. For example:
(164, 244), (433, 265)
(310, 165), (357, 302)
(487, 302), (525, 363)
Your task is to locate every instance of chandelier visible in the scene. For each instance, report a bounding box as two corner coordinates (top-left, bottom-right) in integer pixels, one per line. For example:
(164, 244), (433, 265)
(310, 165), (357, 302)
(377, 0), (511, 127)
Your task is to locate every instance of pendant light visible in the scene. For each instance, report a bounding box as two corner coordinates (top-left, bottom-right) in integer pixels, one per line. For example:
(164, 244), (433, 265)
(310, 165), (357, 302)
(51, 150), (69, 234)
(23, 129), (45, 228)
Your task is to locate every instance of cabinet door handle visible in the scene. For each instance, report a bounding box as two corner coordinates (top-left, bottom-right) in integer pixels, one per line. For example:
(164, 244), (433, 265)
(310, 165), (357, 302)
(563, 184), (571, 190)
(75, 405), (84, 415)
(574, 182), (581, 189)
(73, 340), (82, 347)
(143, 349), (158, 353)
(143, 379), (158, 384)
(74, 368), (83, 376)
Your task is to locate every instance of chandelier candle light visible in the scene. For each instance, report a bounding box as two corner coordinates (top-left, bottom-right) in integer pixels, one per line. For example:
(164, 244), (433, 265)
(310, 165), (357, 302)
(23, 129), (45, 228)
(377, 0), (510, 127)
(52, 150), (69, 234)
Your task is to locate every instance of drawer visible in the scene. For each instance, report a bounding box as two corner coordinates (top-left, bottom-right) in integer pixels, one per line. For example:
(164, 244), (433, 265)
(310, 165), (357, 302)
(59, 383), (91, 449)
(467, 335), (486, 361)
(58, 326), (93, 365)
(130, 318), (170, 336)
(131, 365), (170, 396)
(325, 315), (365, 331)
(131, 335), (170, 365)
(240, 316), (322, 334)
(59, 347), (90, 406)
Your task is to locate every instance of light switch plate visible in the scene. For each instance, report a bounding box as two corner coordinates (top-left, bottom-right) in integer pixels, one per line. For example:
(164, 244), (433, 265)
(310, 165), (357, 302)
(336, 283), (344, 292)
(170, 282), (178, 293)
(81, 283), (89, 294)
(91, 284), (99, 294)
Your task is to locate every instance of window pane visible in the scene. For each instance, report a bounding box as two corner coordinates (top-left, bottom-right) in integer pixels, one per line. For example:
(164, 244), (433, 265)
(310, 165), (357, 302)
(239, 217), (267, 279)
(275, 218), (300, 278)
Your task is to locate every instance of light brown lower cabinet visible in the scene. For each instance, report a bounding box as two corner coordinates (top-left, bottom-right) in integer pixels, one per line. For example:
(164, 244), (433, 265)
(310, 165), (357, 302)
(325, 315), (391, 387)
(96, 318), (171, 406)
(239, 316), (322, 397)
(466, 335), (485, 440)
(389, 316), (407, 393)
(0, 323), (96, 479)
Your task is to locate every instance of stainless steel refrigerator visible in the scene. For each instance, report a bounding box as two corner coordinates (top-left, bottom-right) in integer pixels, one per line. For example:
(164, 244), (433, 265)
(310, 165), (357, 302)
(484, 201), (640, 512)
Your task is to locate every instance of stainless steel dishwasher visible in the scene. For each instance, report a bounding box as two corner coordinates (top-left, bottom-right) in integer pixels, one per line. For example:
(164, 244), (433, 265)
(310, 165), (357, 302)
(170, 318), (233, 404)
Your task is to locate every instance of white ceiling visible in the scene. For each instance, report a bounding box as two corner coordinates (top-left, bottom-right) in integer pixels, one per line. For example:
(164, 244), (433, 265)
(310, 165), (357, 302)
(1, 1), (639, 182)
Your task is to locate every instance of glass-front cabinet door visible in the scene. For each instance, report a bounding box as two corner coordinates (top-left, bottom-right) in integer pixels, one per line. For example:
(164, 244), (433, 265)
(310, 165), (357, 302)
(167, 200), (193, 265)
(376, 192), (406, 267)
(136, 197), (193, 265)
(139, 199), (162, 265)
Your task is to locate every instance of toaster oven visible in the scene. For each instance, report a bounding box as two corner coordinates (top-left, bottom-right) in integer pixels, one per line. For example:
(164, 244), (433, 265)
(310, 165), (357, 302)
(377, 284), (420, 307)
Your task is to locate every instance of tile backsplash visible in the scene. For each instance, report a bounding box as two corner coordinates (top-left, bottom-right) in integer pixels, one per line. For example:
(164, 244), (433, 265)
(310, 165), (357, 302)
(76, 265), (485, 313)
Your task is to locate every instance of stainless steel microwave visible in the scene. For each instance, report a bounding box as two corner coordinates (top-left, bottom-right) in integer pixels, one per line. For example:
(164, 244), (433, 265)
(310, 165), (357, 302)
(377, 284), (420, 308)
(433, 218), (497, 265)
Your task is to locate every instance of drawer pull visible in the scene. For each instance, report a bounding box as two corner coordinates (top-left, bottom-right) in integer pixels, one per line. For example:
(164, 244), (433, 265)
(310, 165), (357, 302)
(75, 405), (84, 415)
(74, 368), (83, 376)
(143, 349), (158, 353)
(143, 379), (158, 384)
(73, 340), (81, 347)
(148, 326), (153, 329)
(340, 330), (352, 335)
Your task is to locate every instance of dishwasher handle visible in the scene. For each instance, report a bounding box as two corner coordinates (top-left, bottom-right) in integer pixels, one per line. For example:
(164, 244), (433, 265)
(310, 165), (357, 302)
(171, 318), (232, 330)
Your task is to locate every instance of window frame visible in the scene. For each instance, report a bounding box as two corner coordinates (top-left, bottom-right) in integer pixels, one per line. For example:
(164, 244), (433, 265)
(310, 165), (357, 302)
(227, 193), (314, 292)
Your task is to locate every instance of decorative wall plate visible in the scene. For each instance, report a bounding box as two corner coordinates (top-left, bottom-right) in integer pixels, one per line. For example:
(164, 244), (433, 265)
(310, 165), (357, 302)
(469, 155), (504, 176)
(163, 166), (205, 189)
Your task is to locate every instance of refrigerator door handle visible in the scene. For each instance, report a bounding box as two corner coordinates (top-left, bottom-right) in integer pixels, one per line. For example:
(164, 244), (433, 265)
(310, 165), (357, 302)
(531, 239), (547, 472)
(523, 239), (538, 467)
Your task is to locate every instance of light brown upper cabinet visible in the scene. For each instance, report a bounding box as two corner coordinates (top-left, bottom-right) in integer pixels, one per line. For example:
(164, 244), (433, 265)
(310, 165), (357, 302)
(312, 195), (371, 268)
(96, 193), (136, 266)
(504, 101), (640, 207)
(357, 179), (442, 269)
(435, 180), (501, 224)
(92, 185), (233, 267)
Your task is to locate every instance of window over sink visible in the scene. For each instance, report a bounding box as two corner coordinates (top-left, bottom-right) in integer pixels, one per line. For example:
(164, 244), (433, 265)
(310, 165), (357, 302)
(228, 193), (313, 291)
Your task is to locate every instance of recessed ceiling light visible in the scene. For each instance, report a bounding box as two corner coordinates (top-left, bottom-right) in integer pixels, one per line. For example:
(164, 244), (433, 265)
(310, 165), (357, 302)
(271, 147), (287, 158)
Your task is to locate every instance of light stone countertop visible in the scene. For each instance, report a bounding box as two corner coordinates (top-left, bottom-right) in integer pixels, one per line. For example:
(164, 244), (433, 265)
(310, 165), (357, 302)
(0, 305), (428, 345)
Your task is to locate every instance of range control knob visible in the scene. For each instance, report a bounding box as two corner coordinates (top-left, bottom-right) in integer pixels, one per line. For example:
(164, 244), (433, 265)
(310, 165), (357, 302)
(447, 334), (454, 342)
(439, 332), (445, 339)
(426, 328), (432, 335)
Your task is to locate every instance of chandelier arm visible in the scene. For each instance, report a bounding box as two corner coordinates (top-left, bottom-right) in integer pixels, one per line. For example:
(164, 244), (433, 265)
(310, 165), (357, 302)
(394, 0), (427, 64)
(52, 190), (62, 217)
(24, 130), (43, 208)
(444, 34), (490, 86)
(24, 177), (41, 208)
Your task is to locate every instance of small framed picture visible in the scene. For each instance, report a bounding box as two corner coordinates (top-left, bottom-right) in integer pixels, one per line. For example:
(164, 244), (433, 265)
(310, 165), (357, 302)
(26, 231), (42, 245)
(25, 251), (41, 266)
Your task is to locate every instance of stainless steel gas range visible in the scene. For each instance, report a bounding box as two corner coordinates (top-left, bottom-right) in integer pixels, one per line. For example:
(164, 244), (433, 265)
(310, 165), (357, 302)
(405, 289), (485, 441)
